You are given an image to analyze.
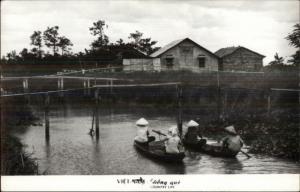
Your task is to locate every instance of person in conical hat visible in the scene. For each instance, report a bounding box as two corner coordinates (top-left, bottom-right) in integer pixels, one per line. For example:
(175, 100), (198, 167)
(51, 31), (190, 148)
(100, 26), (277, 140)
(134, 118), (155, 144)
(184, 120), (202, 144)
(221, 125), (244, 153)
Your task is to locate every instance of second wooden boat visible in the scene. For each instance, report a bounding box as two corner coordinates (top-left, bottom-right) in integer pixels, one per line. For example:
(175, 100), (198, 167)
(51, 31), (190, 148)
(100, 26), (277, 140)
(184, 139), (238, 158)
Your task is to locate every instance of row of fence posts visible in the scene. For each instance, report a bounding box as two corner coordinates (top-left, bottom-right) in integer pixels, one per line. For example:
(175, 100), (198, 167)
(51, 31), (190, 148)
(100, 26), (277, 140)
(42, 90), (102, 142)
(175, 84), (273, 139)
(218, 89), (273, 120)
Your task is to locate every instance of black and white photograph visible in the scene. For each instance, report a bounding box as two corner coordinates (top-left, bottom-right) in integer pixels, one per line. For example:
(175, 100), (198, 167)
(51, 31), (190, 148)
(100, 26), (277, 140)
(1, 0), (299, 191)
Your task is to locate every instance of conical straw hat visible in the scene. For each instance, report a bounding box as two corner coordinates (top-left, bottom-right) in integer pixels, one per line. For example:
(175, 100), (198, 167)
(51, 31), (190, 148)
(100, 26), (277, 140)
(224, 125), (237, 134)
(187, 120), (199, 127)
(136, 118), (149, 126)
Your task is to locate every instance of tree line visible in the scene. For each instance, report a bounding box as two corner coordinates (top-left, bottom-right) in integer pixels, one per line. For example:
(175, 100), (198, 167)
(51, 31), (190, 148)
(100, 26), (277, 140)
(1, 20), (160, 65)
(1, 20), (299, 70)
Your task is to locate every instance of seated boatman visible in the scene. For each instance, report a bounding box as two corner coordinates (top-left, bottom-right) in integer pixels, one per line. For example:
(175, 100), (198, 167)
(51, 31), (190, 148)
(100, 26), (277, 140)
(163, 127), (182, 154)
(184, 120), (203, 144)
(221, 125), (244, 154)
(134, 118), (155, 144)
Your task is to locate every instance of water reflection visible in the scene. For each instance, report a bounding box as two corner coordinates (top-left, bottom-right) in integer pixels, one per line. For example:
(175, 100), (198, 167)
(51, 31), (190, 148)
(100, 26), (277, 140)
(45, 139), (51, 158)
(221, 158), (243, 174)
(163, 162), (185, 174)
(43, 138), (52, 174)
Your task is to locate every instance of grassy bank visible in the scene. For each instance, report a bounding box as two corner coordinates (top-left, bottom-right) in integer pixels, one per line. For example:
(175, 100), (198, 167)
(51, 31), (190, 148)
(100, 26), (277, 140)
(2, 135), (38, 175)
(1, 97), (39, 175)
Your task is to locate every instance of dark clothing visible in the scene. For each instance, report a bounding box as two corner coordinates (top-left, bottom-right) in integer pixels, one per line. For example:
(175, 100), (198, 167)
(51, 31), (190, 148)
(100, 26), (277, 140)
(184, 127), (201, 144)
(135, 136), (155, 146)
(148, 136), (155, 143)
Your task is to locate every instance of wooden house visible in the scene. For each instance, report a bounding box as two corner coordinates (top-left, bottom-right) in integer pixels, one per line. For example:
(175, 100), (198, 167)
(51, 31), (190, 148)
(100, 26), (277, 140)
(150, 38), (219, 72)
(215, 46), (265, 72)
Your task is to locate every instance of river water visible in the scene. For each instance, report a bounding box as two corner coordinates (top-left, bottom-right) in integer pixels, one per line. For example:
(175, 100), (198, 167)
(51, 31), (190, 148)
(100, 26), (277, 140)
(15, 99), (299, 175)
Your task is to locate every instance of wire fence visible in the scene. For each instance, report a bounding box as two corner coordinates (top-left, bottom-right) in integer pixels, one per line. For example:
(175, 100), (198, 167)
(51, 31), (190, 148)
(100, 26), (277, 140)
(1, 64), (299, 98)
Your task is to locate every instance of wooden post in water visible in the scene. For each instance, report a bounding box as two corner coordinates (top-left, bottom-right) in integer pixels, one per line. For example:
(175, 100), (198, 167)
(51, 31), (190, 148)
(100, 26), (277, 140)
(110, 79), (113, 95)
(45, 93), (50, 141)
(83, 79), (87, 95)
(58, 78), (64, 97)
(61, 78), (64, 90)
(176, 85), (183, 139)
(267, 89), (271, 116)
(95, 89), (100, 139)
(57, 78), (61, 89)
(23, 78), (29, 92)
(60, 78), (64, 97)
(87, 79), (91, 96)
(23, 78), (30, 102)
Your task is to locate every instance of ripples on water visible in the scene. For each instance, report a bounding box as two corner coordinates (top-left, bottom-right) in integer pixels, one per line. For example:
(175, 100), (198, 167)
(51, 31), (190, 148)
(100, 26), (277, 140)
(16, 103), (300, 175)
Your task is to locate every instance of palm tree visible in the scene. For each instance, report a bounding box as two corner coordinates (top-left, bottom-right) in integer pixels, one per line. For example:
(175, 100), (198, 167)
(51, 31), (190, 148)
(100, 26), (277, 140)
(269, 53), (284, 66)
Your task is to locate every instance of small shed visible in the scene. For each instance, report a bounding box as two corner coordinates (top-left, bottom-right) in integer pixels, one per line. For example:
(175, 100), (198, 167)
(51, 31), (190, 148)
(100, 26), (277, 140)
(215, 46), (265, 72)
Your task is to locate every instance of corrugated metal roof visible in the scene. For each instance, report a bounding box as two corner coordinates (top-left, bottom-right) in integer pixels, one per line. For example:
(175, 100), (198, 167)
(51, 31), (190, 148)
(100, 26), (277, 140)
(150, 38), (219, 59)
(150, 38), (185, 57)
(215, 46), (265, 58)
(214, 47), (239, 58)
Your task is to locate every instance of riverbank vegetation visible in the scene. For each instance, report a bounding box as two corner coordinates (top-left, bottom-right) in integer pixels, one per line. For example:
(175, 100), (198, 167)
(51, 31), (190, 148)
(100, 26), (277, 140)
(201, 110), (299, 161)
(1, 97), (39, 175)
(196, 94), (299, 161)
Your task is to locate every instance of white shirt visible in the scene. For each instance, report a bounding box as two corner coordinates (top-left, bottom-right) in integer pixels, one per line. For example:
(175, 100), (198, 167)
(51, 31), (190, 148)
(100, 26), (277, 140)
(134, 126), (148, 143)
(165, 136), (181, 154)
(223, 135), (243, 152)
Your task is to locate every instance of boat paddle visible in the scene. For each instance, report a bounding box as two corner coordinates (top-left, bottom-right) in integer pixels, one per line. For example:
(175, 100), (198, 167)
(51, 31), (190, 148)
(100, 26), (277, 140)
(152, 130), (167, 136)
(240, 150), (251, 158)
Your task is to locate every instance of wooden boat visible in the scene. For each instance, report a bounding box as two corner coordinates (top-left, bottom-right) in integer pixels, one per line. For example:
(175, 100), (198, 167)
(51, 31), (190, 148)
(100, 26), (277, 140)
(134, 140), (185, 163)
(200, 143), (238, 158)
(184, 139), (238, 158)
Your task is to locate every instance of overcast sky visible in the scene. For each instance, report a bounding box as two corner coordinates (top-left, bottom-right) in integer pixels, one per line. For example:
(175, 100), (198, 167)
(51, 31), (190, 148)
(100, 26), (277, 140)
(1, 0), (299, 64)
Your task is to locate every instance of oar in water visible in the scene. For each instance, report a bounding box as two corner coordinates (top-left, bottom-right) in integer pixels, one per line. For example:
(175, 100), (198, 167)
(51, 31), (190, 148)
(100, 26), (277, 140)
(240, 150), (251, 158)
